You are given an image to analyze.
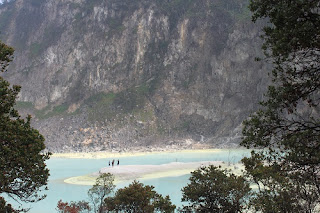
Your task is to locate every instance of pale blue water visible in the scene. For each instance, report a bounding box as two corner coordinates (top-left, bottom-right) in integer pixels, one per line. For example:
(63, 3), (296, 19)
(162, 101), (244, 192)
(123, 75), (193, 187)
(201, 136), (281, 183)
(5, 149), (250, 212)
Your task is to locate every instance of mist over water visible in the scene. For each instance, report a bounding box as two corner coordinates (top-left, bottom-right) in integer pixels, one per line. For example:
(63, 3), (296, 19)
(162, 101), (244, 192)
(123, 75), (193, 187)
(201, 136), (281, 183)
(10, 149), (250, 212)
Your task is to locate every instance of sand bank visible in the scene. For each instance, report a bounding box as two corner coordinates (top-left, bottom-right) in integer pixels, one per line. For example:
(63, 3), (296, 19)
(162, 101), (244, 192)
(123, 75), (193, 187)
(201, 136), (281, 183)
(52, 149), (232, 159)
(64, 161), (244, 186)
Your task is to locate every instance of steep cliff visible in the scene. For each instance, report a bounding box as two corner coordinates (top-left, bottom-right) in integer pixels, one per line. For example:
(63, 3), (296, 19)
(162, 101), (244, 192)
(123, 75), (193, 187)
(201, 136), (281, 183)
(0, 0), (268, 152)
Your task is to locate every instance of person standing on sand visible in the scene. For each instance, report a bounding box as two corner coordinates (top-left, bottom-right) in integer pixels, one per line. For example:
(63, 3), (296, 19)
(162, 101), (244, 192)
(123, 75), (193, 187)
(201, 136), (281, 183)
(112, 159), (114, 167)
(117, 159), (119, 166)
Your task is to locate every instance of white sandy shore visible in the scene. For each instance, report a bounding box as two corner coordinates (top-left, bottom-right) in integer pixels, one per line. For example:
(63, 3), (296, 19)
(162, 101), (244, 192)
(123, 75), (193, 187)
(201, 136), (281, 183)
(52, 149), (227, 159)
(64, 161), (244, 186)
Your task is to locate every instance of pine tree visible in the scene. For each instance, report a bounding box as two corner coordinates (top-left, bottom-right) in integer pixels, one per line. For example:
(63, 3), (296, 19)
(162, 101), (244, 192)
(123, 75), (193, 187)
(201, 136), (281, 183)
(0, 40), (50, 209)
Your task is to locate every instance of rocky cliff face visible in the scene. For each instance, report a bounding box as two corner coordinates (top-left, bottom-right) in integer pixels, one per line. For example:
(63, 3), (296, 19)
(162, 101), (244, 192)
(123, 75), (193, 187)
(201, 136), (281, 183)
(0, 0), (268, 152)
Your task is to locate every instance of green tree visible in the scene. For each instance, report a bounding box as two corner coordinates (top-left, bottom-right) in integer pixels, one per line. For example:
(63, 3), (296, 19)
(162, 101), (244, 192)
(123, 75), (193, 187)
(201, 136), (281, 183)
(181, 165), (251, 213)
(0, 40), (50, 209)
(0, 41), (13, 73)
(241, 0), (320, 212)
(104, 180), (176, 213)
(88, 173), (115, 213)
(56, 173), (114, 213)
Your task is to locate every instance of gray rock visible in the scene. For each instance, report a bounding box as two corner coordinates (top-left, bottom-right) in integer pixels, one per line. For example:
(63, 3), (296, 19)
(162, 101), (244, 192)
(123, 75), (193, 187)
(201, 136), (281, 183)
(0, 0), (269, 152)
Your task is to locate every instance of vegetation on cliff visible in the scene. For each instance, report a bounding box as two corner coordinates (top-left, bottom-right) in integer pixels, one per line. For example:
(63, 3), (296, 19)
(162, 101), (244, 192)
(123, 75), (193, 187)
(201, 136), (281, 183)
(1, 0), (318, 211)
(0, 0), (264, 151)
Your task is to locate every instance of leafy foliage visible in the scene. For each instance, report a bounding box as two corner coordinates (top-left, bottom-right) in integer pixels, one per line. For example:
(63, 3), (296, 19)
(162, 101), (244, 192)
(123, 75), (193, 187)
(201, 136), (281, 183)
(250, 0), (320, 59)
(0, 196), (16, 213)
(181, 165), (251, 213)
(0, 40), (50, 209)
(56, 175), (174, 213)
(56, 200), (90, 213)
(0, 41), (13, 72)
(241, 0), (320, 212)
(56, 173), (114, 213)
(104, 180), (176, 213)
(87, 173), (115, 213)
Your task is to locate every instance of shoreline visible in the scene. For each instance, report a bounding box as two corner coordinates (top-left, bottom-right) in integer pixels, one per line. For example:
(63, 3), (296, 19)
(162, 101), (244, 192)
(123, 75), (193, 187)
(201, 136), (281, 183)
(64, 161), (245, 186)
(51, 148), (246, 159)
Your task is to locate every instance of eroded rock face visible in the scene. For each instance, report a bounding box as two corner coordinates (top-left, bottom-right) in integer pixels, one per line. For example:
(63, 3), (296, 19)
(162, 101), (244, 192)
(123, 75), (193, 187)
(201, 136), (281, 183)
(0, 0), (268, 152)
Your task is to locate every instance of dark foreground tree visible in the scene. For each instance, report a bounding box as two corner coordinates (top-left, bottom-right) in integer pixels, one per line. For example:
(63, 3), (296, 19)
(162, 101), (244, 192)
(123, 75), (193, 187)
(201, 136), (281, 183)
(0, 41), (13, 72)
(181, 165), (251, 213)
(241, 0), (320, 212)
(0, 40), (50, 209)
(104, 180), (176, 213)
(0, 197), (16, 213)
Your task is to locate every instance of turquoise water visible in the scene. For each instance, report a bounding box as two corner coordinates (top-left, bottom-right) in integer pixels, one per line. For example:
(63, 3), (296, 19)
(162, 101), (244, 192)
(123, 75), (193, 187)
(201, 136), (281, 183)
(7, 149), (250, 212)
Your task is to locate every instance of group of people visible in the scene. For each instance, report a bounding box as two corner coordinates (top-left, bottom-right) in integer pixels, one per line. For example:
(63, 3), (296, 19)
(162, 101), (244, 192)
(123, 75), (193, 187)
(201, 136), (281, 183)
(108, 159), (119, 167)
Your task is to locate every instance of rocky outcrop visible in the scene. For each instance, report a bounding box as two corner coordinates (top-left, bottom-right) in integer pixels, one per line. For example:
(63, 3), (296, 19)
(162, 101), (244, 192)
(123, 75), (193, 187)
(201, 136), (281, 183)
(0, 0), (268, 152)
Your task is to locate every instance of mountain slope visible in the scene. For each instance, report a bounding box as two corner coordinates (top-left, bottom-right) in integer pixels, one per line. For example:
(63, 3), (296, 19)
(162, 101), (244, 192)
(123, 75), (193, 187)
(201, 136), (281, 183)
(0, 0), (268, 152)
